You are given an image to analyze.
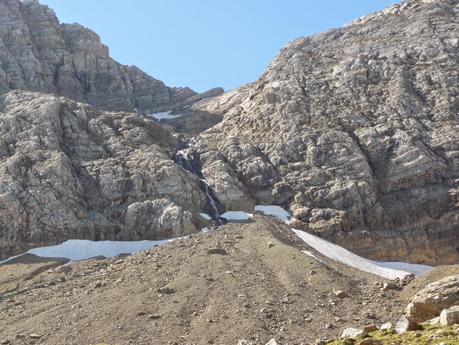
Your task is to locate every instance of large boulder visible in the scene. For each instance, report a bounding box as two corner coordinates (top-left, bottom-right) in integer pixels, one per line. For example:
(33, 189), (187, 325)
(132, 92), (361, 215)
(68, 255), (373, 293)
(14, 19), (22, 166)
(406, 275), (459, 322)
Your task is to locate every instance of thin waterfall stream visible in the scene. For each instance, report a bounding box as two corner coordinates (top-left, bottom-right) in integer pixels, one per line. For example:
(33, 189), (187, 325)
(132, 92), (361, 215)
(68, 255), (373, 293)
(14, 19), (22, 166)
(174, 143), (225, 225)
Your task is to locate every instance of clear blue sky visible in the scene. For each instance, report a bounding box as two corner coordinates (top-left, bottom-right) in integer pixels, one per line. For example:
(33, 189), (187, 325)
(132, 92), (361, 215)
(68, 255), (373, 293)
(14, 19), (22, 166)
(40, 0), (399, 92)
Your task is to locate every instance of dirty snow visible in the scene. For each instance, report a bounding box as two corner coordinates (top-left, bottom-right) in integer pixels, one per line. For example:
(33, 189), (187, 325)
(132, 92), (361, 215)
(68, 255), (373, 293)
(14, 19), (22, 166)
(220, 211), (253, 221)
(148, 111), (182, 121)
(255, 205), (290, 221)
(373, 261), (432, 276)
(4, 239), (172, 263)
(293, 229), (432, 280)
(199, 213), (212, 221)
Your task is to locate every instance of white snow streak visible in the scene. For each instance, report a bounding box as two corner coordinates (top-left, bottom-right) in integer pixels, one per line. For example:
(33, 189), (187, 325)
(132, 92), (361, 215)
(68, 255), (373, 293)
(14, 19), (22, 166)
(292, 229), (431, 279)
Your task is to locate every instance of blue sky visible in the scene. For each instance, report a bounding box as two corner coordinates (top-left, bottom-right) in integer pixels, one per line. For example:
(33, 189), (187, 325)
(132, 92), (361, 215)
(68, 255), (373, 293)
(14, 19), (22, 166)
(40, 0), (399, 92)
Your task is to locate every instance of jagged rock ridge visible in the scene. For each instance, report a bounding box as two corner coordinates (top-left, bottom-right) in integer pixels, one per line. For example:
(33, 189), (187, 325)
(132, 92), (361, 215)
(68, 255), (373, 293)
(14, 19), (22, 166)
(0, 0), (222, 113)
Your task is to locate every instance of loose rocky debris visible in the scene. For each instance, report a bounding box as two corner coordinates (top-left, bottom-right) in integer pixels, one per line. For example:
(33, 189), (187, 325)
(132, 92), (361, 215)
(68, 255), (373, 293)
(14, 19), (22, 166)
(0, 217), (405, 345)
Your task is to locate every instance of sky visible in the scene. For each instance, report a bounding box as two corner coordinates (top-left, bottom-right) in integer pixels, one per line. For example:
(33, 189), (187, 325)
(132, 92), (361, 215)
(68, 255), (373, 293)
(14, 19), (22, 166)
(39, 0), (399, 92)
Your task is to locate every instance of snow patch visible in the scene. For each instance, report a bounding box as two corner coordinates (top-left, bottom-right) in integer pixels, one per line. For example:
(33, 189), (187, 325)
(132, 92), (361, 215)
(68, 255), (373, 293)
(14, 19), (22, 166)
(372, 261), (432, 276)
(255, 205), (290, 221)
(148, 111), (182, 121)
(293, 229), (432, 280)
(2, 239), (172, 263)
(199, 213), (212, 221)
(221, 211), (253, 221)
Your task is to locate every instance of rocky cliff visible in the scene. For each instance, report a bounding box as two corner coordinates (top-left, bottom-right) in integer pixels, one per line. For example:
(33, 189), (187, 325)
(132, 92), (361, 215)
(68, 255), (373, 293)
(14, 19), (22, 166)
(194, 0), (459, 264)
(0, 0), (457, 265)
(0, 0), (221, 113)
(0, 90), (208, 259)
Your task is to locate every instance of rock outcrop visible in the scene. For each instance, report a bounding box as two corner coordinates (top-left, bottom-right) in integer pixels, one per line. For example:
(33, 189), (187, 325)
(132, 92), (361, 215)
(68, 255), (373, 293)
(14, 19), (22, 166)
(406, 275), (459, 322)
(0, 90), (207, 259)
(194, 0), (459, 264)
(0, 0), (219, 114)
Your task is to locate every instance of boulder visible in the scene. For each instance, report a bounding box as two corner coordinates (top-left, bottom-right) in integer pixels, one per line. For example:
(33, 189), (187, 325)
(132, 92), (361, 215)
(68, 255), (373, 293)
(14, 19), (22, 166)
(395, 315), (419, 334)
(439, 306), (459, 326)
(341, 328), (367, 338)
(406, 275), (459, 322)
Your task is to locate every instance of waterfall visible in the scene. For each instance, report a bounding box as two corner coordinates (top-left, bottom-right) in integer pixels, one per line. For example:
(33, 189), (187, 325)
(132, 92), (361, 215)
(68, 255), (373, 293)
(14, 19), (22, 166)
(175, 144), (225, 225)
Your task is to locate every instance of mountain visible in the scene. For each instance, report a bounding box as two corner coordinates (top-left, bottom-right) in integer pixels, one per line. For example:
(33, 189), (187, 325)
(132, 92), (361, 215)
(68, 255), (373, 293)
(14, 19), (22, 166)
(0, 0), (221, 113)
(193, 0), (459, 265)
(0, 0), (457, 265)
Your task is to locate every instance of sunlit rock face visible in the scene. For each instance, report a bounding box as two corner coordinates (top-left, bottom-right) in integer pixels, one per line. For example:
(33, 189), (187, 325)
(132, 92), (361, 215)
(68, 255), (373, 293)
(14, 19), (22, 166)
(194, 0), (459, 265)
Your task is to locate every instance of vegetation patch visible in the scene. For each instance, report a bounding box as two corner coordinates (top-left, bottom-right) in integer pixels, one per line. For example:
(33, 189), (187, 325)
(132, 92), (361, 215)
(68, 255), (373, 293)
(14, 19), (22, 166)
(326, 324), (459, 345)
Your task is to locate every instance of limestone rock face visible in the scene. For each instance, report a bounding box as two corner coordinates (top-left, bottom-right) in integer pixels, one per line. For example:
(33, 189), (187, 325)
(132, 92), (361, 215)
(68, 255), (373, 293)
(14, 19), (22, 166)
(0, 0), (205, 113)
(196, 0), (459, 264)
(406, 275), (459, 322)
(0, 90), (206, 259)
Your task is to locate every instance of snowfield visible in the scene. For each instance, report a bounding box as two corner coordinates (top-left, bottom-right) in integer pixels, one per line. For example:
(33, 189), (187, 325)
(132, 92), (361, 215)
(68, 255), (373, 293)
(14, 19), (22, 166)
(292, 229), (432, 279)
(1, 239), (172, 263)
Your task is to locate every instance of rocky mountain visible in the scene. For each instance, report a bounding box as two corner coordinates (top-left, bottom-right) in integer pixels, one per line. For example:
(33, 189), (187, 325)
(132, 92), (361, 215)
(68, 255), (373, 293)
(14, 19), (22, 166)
(192, 0), (459, 265)
(0, 0), (457, 266)
(0, 90), (209, 259)
(0, 0), (222, 113)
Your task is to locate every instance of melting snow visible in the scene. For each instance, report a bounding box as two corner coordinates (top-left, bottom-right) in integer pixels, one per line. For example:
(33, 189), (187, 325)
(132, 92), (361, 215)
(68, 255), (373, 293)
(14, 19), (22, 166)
(148, 111), (182, 121)
(2, 239), (172, 263)
(220, 211), (253, 221)
(293, 229), (432, 280)
(373, 261), (432, 276)
(199, 213), (212, 221)
(255, 205), (290, 221)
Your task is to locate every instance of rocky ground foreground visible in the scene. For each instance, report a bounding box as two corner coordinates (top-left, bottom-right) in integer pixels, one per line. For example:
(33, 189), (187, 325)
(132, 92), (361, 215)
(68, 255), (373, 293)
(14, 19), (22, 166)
(0, 216), (457, 345)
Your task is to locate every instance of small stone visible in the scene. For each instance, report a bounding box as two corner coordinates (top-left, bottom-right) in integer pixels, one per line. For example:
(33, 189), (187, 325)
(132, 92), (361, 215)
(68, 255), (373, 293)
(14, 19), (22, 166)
(333, 288), (348, 298)
(341, 328), (367, 338)
(29, 334), (41, 339)
(439, 306), (459, 326)
(157, 287), (176, 294)
(267, 241), (276, 249)
(395, 315), (419, 334)
(265, 339), (279, 345)
(379, 322), (393, 331)
(206, 248), (227, 255)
